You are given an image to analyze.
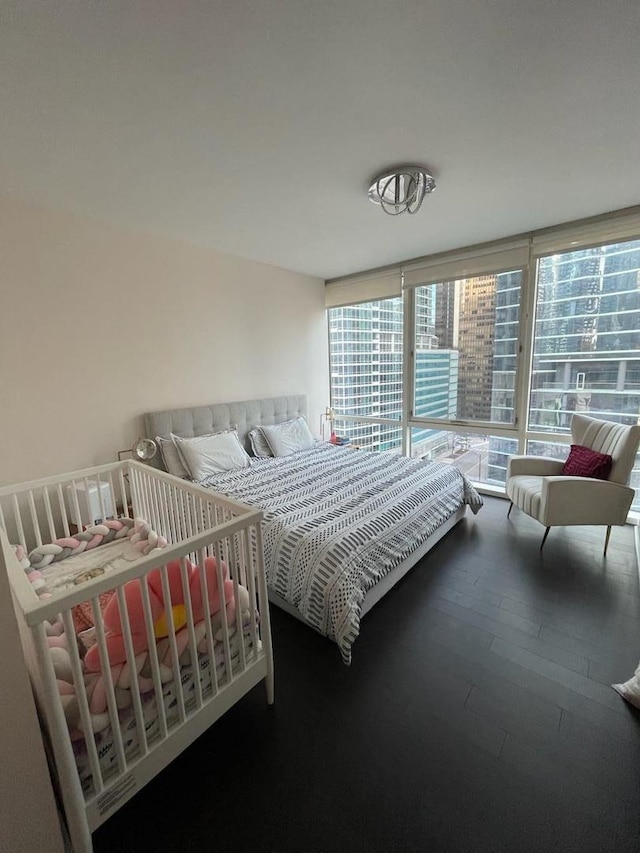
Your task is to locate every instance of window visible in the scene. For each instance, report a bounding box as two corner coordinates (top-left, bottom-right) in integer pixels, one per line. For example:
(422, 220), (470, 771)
(529, 240), (640, 433)
(327, 224), (640, 511)
(328, 297), (403, 451)
(411, 271), (522, 428)
(529, 238), (640, 511)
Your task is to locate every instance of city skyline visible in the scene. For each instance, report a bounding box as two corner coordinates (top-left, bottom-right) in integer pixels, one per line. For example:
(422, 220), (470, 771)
(328, 238), (640, 504)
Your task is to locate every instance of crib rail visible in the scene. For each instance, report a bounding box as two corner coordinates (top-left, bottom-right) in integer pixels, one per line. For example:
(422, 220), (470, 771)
(0, 462), (131, 556)
(0, 462), (273, 852)
(13, 512), (260, 627)
(0, 460), (253, 556)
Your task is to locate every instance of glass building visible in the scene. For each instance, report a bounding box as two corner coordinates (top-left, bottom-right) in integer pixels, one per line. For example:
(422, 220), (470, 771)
(329, 297), (403, 450)
(528, 241), (640, 431)
(329, 289), (458, 452)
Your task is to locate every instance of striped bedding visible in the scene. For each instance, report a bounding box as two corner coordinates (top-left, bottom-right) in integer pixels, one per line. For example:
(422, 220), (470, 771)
(199, 443), (482, 663)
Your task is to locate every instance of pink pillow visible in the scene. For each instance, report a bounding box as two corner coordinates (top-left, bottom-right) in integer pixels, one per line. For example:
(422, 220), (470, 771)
(561, 444), (612, 480)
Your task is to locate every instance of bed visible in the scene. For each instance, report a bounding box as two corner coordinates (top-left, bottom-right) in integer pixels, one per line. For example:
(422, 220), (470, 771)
(0, 462), (273, 853)
(145, 395), (482, 664)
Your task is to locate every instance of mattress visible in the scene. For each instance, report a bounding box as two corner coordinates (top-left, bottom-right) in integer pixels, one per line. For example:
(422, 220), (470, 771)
(199, 443), (482, 663)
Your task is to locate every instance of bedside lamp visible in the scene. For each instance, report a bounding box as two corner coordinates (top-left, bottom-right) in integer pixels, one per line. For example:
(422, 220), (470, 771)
(320, 407), (337, 443)
(118, 438), (158, 462)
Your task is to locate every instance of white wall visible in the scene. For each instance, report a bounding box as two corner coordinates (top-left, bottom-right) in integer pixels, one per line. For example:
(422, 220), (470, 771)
(0, 197), (328, 485)
(0, 541), (65, 853)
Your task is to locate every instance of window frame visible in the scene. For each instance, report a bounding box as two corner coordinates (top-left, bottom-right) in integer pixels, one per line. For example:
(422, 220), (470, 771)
(404, 264), (530, 440)
(526, 238), (640, 440)
(326, 211), (640, 510)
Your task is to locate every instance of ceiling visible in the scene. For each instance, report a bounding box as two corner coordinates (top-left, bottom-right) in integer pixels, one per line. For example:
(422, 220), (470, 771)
(1, 1), (639, 280)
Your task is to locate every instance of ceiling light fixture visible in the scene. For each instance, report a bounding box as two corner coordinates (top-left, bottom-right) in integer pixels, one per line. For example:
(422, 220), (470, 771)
(368, 165), (436, 216)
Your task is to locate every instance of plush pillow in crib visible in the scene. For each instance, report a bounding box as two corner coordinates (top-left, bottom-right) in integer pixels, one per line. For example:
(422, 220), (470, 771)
(248, 428), (273, 458)
(156, 435), (190, 478)
(172, 430), (250, 480)
(260, 417), (315, 457)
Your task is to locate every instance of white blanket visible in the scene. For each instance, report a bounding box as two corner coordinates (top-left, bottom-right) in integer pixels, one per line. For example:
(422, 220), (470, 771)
(199, 444), (482, 663)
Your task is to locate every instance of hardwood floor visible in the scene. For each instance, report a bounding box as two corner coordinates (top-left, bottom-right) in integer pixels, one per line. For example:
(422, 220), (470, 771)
(94, 496), (640, 853)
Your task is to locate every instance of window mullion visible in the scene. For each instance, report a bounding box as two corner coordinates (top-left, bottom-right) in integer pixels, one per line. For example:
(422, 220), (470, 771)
(516, 250), (538, 454)
(402, 276), (415, 456)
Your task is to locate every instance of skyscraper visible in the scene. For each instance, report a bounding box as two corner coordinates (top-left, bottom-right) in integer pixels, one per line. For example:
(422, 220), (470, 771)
(455, 275), (496, 422)
(529, 242), (640, 431)
(328, 297), (404, 449)
(328, 290), (457, 451)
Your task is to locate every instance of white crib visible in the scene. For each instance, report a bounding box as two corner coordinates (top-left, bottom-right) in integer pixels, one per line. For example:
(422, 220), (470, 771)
(0, 461), (274, 853)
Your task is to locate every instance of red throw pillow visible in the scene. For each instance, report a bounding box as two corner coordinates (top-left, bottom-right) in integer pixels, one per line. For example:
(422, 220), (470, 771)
(561, 444), (613, 480)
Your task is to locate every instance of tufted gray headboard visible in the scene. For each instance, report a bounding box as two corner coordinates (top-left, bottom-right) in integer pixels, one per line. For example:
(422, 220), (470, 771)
(144, 394), (308, 467)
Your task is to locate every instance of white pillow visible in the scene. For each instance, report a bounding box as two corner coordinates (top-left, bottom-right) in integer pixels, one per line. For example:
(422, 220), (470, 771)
(248, 428), (273, 458)
(260, 417), (315, 457)
(171, 430), (250, 480)
(156, 435), (190, 478)
(612, 660), (640, 711)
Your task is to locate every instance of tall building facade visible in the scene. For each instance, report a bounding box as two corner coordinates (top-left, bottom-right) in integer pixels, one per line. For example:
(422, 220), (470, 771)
(412, 349), (459, 457)
(528, 242), (640, 432)
(456, 275), (497, 422)
(329, 289), (457, 451)
(329, 297), (403, 449)
(434, 281), (457, 350)
(486, 270), (521, 426)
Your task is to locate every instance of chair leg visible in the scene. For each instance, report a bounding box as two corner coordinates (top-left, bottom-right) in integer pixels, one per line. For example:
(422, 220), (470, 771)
(604, 525), (612, 556)
(507, 501), (513, 518)
(540, 527), (551, 551)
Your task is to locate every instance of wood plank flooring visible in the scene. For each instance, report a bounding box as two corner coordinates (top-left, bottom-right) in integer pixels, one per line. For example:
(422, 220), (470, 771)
(93, 496), (640, 853)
